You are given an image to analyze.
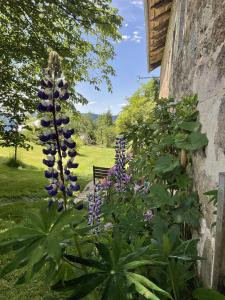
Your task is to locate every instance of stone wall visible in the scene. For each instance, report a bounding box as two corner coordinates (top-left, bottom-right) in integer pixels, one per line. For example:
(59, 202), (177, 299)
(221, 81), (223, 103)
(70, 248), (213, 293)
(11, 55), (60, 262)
(159, 0), (225, 287)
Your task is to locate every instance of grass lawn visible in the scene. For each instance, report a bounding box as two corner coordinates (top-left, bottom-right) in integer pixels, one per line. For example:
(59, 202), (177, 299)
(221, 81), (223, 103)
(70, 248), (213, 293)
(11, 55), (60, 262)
(0, 144), (114, 199)
(0, 144), (114, 299)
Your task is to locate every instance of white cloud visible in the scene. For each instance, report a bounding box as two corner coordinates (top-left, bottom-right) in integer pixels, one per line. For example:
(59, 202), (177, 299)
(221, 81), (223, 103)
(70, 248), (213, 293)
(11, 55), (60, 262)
(131, 31), (143, 43)
(122, 35), (131, 41)
(124, 23), (129, 27)
(121, 31), (142, 43)
(131, 0), (144, 8)
(118, 103), (127, 107)
(88, 101), (96, 105)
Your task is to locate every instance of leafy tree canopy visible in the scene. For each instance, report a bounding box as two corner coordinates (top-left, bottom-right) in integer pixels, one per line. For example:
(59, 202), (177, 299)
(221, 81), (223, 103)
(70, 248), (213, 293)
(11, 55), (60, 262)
(115, 79), (159, 134)
(0, 0), (122, 110)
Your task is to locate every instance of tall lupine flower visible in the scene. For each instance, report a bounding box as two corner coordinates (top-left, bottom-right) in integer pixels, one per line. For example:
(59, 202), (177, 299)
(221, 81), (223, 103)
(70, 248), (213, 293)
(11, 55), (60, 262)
(87, 183), (102, 231)
(114, 136), (130, 191)
(38, 51), (80, 210)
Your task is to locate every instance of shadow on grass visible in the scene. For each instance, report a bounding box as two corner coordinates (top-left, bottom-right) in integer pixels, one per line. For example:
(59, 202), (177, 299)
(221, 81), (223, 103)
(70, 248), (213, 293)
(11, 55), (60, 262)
(0, 156), (40, 171)
(77, 152), (87, 157)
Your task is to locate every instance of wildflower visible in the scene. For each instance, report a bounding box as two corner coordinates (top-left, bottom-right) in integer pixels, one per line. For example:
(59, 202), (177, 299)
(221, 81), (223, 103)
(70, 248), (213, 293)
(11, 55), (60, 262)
(100, 177), (112, 189)
(144, 209), (153, 222)
(123, 174), (131, 184)
(87, 184), (102, 229)
(38, 51), (79, 211)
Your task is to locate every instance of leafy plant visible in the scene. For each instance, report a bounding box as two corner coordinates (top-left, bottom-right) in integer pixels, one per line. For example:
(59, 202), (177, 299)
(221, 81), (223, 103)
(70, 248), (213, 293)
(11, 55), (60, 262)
(0, 204), (85, 284)
(193, 288), (225, 300)
(53, 232), (173, 300)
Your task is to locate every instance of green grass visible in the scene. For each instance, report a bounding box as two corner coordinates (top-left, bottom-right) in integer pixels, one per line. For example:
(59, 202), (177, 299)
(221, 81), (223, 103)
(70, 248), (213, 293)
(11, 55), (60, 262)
(0, 144), (114, 199)
(0, 144), (114, 299)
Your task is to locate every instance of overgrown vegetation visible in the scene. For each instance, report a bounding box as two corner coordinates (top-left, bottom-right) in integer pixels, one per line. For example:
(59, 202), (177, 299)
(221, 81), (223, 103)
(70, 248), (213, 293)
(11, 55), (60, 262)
(2, 82), (223, 299)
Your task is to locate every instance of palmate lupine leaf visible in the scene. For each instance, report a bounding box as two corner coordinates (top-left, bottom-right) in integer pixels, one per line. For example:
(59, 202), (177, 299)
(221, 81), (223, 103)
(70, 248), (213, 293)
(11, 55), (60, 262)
(0, 205), (84, 282)
(54, 238), (171, 300)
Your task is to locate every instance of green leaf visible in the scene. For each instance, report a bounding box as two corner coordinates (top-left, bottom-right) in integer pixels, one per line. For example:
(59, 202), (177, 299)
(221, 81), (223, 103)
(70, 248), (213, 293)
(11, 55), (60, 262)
(25, 244), (45, 282)
(64, 254), (106, 270)
(162, 235), (172, 257)
(101, 276), (128, 300)
(0, 226), (44, 240)
(192, 288), (225, 300)
(204, 189), (218, 205)
(189, 132), (208, 150)
(16, 255), (47, 285)
(154, 154), (179, 174)
(127, 272), (173, 299)
(124, 260), (157, 270)
(52, 273), (103, 292)
(149, 184), (172, 207)
(46, 234), (62, 263)
(119, 245), (149, 265)
(112, 230), (122, 266)
(178, 121), (201, 132)
(175, 132), (208, 150)
(0, 237), (44, 277)
(67, 273), (106, 300)
(96, 242), (112, 266)
(126, 274), (160, 300)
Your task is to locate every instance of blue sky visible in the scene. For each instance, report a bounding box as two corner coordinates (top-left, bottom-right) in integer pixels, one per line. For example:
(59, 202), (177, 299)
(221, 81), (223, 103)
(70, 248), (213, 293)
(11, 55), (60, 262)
(76, 0), (160, 115)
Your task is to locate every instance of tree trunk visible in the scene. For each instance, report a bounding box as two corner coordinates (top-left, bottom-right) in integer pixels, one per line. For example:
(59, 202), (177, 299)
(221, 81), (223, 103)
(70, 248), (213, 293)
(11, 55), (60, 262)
(14, 144), (18, 163)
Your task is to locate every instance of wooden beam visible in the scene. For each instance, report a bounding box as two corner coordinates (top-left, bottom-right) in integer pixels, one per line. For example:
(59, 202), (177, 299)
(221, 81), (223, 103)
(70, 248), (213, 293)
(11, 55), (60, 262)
(150, 41), (166, 52)
(150, 61), (161, 71)
(149, 33), (167, 42)
(151, 26), (168, 38)
(152, 19), (169, 31)
(150, 8), (171, 22)
(150, 0), (172, 10)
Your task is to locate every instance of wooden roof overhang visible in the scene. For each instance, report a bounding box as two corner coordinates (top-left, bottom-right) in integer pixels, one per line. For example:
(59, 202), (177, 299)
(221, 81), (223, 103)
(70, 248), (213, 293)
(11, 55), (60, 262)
(145, 0), (173, 71)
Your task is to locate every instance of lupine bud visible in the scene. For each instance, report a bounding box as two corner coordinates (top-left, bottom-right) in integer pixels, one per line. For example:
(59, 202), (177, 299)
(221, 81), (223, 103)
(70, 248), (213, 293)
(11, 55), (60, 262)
(60, 92), (69, 100)
(69, 175), (77, 181)
(53, 90), (60, 98)
(57, 79), (64, 88)
(76, 203), (84, 210)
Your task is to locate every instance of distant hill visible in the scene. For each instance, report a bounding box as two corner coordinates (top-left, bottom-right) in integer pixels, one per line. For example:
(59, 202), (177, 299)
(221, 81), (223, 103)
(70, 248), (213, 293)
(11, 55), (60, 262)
(83, 113), (117, 121)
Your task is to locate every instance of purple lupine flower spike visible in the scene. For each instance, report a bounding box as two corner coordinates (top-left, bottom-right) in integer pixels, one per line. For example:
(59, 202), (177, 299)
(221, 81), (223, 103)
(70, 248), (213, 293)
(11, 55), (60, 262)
(113, 136), (129, 191)
(37, 51), (80, 210)
(87, 183), (102, 233)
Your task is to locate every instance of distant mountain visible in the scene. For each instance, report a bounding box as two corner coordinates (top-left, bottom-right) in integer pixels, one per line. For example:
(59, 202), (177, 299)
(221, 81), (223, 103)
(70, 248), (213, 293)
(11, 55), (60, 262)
(83, 113), (117, 121)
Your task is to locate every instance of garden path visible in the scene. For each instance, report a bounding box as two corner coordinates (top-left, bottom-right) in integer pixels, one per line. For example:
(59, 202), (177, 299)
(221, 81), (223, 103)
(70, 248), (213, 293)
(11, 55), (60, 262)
(75, 181), (94, 203)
